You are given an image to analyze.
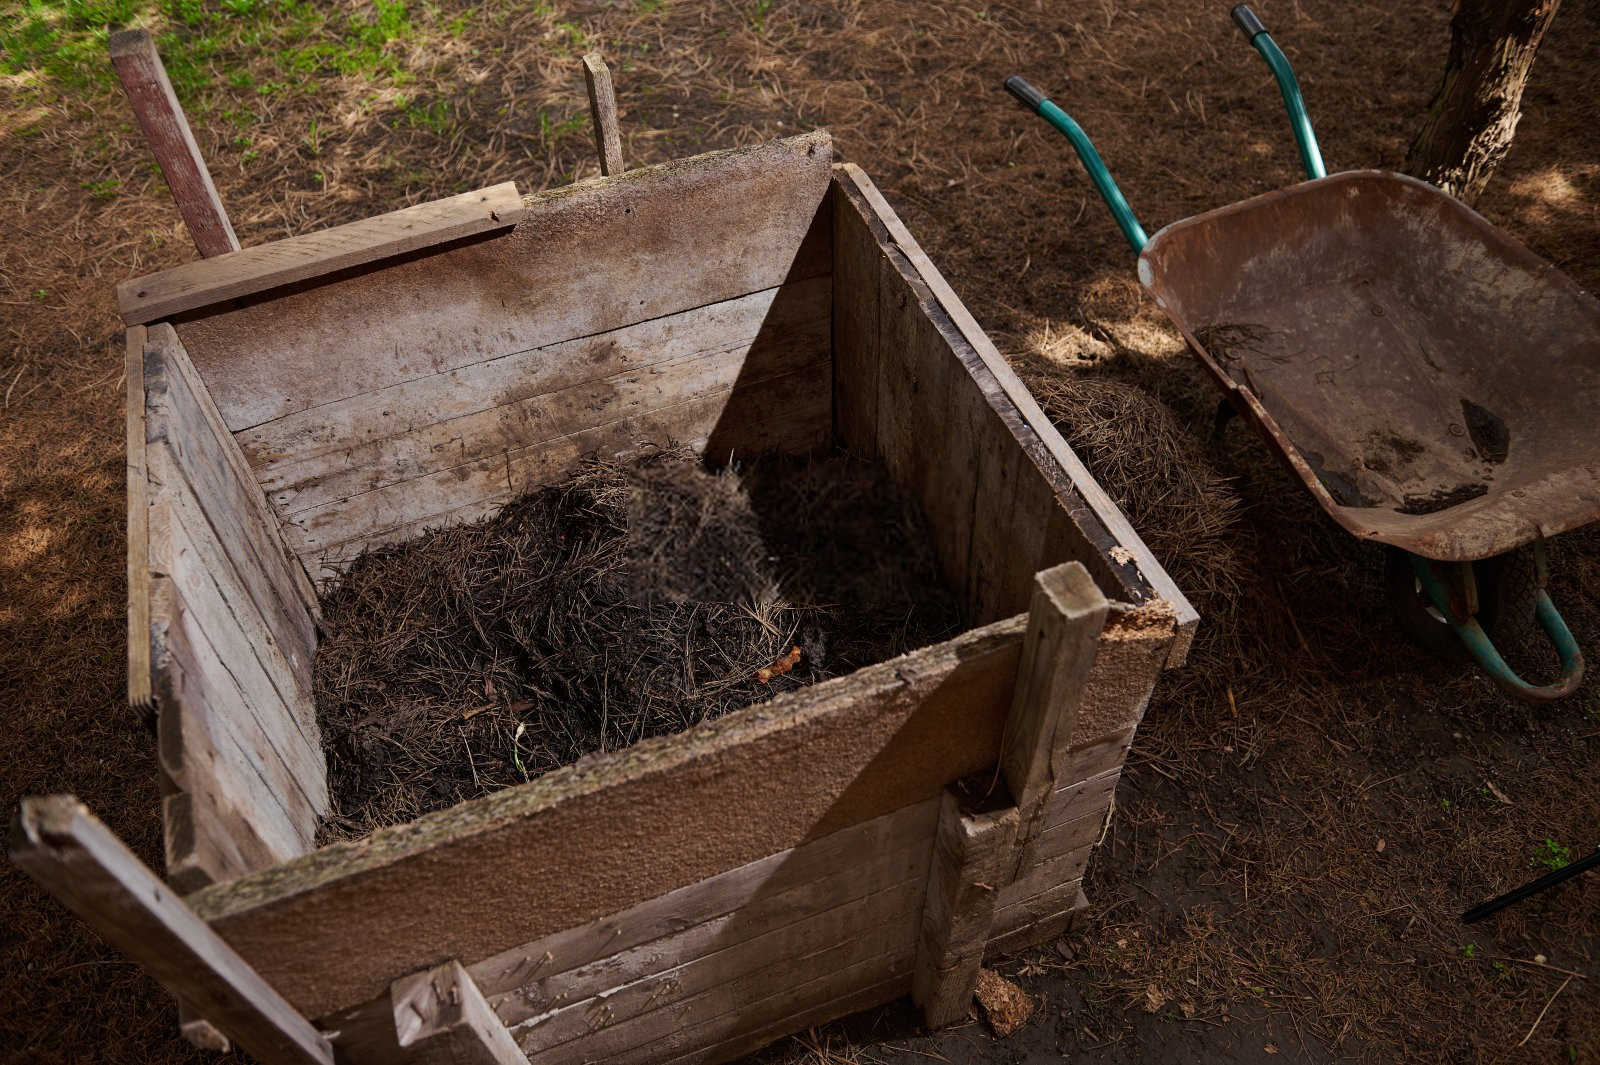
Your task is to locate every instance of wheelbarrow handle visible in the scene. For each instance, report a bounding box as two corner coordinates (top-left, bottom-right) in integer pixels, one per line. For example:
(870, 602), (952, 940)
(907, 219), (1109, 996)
(1230, 4), (1267, 40)
(1001, 76), (1149, 255)
(1230, 5), (1327, 180)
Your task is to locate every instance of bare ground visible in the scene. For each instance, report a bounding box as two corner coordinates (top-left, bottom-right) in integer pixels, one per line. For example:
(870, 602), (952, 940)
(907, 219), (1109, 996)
(1, 1), (1596, 1062)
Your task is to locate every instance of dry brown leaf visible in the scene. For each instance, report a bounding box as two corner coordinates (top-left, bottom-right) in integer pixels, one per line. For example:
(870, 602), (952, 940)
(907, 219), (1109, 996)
(1144, 983), (1168, 1012)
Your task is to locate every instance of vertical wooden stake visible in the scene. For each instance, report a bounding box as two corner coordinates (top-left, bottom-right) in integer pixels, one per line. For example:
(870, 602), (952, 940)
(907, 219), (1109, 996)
(9, 796), (333, 1065)
(109, 28), (240, 258)
(390, 960), (531, 1065)
(581, 52), (625, 176)
(999, 562), (1108, 882)
(912, 792), (1019, 1029)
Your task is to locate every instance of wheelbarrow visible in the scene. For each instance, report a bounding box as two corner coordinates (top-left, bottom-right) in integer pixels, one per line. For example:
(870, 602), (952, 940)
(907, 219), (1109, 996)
(1005, 5), (1595, 702)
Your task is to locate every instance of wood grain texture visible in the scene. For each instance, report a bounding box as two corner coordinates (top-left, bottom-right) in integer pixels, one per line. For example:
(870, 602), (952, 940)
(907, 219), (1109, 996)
(829, 180), (879, 453)
(524, 880), (921, 1065)
(391, 962), (531, 1065)
(119, 183), (524, 326)
(912, 793), (1019, 1028)
(837, 173), (1130, 628)
(986, 882), (1087, 958)
(581, 53), (624, 176)
(174, 132), (833, 432)
(9, 797), (333, 1065)
(189, 615), (1025, 1019)
(147, 323), (319, 619)
(237, 276), (831, 570)
(319, 802), (940, 1062)
(126, 325), (154, 709)
(142, 325), (326, 887)
(1000, 563), (1109, 814)
(488, 804), (937, 1035)
(832, 163), (1196, 664)
(109, 29), (239, 258)
(287, 357), (831, 572)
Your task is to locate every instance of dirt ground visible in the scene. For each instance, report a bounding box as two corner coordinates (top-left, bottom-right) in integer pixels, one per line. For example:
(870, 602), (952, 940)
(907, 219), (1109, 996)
(1, 1), (1596, 1063)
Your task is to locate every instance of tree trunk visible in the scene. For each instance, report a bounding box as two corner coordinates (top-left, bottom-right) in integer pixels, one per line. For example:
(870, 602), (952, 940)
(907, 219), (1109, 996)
(1405, 0), (1561, 206)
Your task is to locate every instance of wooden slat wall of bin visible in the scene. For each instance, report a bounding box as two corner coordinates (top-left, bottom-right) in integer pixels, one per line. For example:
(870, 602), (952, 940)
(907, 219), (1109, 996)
(135, 322), (327, 892)
(10, 131), (1198, 1065)
(169, 132), (836, 584)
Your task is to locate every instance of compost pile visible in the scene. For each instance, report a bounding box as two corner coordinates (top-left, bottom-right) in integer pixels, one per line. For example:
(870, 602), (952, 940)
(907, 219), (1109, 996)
(314, 447), (963, 840)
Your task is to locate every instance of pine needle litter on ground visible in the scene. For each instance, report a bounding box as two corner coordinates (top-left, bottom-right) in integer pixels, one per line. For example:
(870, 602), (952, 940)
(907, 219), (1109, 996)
(314, 446), (964, 841)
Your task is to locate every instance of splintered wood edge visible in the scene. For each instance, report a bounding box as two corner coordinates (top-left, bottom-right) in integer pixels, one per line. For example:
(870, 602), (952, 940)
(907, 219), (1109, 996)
(831, 162), (1197, 665)
(117, 182), (526, 326)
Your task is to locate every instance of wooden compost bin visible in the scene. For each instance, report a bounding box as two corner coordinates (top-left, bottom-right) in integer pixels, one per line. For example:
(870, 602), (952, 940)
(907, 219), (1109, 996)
(15, 130), (1196, 1065)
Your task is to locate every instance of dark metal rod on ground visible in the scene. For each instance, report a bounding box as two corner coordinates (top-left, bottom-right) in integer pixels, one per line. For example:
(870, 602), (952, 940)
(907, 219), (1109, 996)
(1461, 847), (1600, 923)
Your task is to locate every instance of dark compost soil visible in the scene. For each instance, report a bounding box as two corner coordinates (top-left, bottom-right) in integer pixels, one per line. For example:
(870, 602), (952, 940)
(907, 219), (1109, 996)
(314, 447), (964, 840)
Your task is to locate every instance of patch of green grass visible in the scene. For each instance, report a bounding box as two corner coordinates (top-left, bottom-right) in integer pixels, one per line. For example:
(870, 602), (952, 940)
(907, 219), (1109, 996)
(1460, 942), (1478, 960)
(401, 96), (450, 134)
(750, 0), (773, 32)
(1, 0), (416, 116)
(1533, 838), (1572, 871)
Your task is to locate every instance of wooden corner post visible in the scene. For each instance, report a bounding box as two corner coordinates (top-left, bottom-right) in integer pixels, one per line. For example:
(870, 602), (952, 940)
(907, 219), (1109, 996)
(8, 796), (333, 1065)
(109, 28), (239, 258)
(999, 562), (1109, 880)
(912, 791), (1019, 1028)
(581, 52), (624, 176)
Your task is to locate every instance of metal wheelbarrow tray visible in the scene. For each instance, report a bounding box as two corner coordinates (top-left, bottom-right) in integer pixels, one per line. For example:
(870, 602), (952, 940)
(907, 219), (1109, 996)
(1139, 169), (1600, 562)
(1007, 5), (1591, 700)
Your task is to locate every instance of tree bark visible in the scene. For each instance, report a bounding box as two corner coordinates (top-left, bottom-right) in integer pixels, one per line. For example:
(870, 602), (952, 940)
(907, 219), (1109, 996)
(1405, 0), (1561, 206)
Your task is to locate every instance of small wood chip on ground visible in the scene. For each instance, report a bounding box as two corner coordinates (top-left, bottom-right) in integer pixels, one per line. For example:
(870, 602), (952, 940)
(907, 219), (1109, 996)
(975, 968), (1034, 1037)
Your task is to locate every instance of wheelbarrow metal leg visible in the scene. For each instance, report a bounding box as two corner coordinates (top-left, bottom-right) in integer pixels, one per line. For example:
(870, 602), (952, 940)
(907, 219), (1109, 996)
(1411, 553), (1585, 703)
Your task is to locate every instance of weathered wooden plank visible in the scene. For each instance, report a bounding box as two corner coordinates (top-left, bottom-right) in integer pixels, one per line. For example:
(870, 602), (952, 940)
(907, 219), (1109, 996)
(581, 53), (624, 176)
(189, 615), (1025, 1019)
(109, 29), (239, 258)
(833, 163), (1197, 663)
(287, 359), (831, 566)
(986, 882), (1087, 959)
(517, 876), (924, 1059)
(1000, 563), (1107, 884)
(489, 808), (934, 1030)
(126, 325), (154, 709)
(1043, 766), (1122, 832)
(242, 278), (825, 487)
(162, 791), (281, 895)
(1001, 839), (1094, 909)
(912, 793), (1019, 1028)
(9, 797), (333, 1065)
(120, 184), (525, 326)
(146, 467), (324, 797)
(174, 132), (833, 431)
(255, 278), (830, 518)
(148, 449), (320, 751)
(318, 801), (939, 1056)
(649, 972), (908, 1065)
(1057, 724), (1137, 787)
(391, 961), (531, 1065)
(1000, 564), (1109, 813)
(543, 923), (916, 1065)
(152, 582), (317, 867)
(468, 800), (938, 1007)
(147, 323), (319, 634)
(829, 176), (880, 454)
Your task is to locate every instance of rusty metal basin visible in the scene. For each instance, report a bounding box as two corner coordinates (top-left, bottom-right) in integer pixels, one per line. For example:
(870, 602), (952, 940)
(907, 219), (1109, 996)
(1139, 170), (1600, 562)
